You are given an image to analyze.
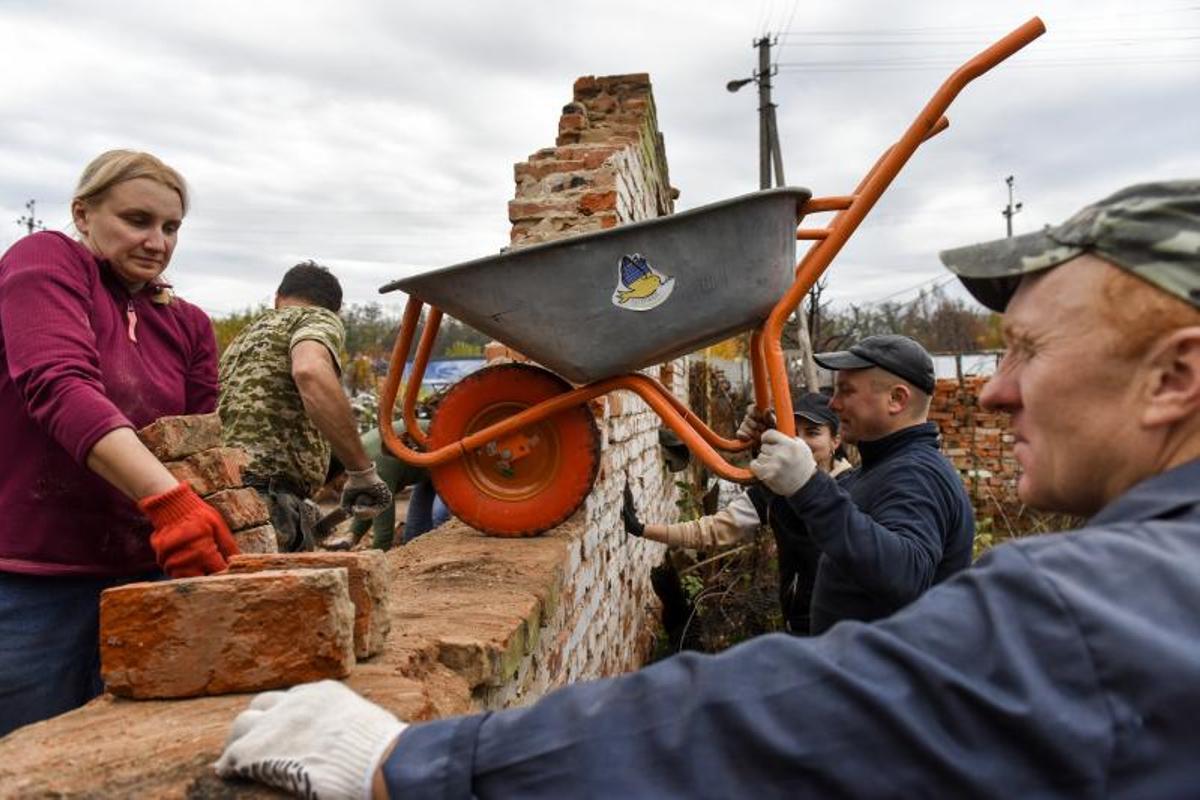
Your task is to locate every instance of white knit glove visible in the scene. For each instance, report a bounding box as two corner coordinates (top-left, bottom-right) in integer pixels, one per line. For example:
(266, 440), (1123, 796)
(215, 680), (406, 799)
(749, 429), (817, 496)
(736, 404), (770, 441)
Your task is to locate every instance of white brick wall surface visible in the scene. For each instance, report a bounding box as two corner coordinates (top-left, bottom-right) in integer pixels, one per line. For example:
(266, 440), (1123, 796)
(478, 361), (686, 710)
(481, 78), (683, 710)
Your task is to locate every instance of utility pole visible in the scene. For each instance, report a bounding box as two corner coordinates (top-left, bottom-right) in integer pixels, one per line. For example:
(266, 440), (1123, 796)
(1001, 175), (1022, 238)
(16, 199), (44, 236)
(728, 36), (814, 388)
(729, 38), (786, 190)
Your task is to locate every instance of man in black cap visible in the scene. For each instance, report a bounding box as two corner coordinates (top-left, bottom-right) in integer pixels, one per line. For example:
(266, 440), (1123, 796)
(623, 392), (849, 634)
(743, 333), (974, 633)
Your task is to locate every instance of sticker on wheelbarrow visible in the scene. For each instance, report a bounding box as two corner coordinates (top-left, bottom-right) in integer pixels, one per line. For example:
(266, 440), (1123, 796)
(612, 253), (674, 311)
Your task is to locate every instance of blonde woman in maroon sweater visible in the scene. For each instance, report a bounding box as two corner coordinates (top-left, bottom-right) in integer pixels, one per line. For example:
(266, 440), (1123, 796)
(0, 150), (237, 735)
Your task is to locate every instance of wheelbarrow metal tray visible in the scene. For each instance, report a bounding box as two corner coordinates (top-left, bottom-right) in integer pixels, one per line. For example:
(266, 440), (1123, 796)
(381, 187), (811, 384)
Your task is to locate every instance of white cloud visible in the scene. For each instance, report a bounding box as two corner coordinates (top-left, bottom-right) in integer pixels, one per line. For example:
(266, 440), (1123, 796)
(2, 0), (1198, 315)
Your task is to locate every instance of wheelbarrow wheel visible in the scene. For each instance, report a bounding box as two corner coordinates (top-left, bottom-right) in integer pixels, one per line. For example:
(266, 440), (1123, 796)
(428, 363), (600, 537)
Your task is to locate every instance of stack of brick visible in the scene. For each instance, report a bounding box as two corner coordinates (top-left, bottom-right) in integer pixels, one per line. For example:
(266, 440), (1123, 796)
(136, 413), (278, 554)
(226, 551), (391, 660)
(929, 376), (1024, 528)
(98, 550), (391, 699)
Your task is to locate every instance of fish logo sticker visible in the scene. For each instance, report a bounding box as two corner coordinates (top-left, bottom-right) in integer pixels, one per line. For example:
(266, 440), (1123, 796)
(612, 253), (674, 311)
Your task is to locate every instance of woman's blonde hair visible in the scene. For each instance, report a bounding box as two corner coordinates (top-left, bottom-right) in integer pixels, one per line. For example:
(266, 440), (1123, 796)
(73, 150), (189, 215)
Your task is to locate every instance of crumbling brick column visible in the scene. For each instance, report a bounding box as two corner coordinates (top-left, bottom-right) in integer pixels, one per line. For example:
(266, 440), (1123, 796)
(477, 74), (684, 707)
(508, 73), (677, 247)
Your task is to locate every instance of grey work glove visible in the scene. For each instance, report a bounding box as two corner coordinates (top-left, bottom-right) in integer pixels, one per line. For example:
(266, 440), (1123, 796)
(622, 485), (645, 538)
(341, 464), (393, 521)
(736, 404), (773, 441)
(215, 679), (406, 799)
(749, 429), (817, 497)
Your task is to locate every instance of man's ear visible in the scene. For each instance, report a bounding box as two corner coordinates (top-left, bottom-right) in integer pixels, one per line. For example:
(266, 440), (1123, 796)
(1141, 326), (1200, 428)
(888, 383), (911, 416)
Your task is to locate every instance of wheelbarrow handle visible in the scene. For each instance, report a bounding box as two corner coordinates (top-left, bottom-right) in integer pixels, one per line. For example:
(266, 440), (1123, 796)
(763, 16), (1045, 437)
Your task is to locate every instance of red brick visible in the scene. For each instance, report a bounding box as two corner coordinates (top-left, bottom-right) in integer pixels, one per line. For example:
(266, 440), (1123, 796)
(596, 73), (650, 92)
(136, 413), (222, 460)
(607, 391), (625, 417)
(588, 94), (618, 114)
(558, 113), (587, 133)
(99, 569), (355, 699)
(579, 191), (617, 215)
(573, 75), (599, 96)
(483, 341), (530, 364)
(165, 447), (248, 495)
(515, 159), (587, 182)
(581, 147), (619, 169)
(580, 129), (637, 146)
(205, 487), (269, 531)
(232, 523), (279, 554)
(588, 396), (608, 420)
(227, 551), (390, 659)
(508, 199), (576, 222)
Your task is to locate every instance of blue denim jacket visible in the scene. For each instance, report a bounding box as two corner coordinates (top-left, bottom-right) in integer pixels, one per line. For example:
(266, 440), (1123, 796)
(385, 458), (1200, 799)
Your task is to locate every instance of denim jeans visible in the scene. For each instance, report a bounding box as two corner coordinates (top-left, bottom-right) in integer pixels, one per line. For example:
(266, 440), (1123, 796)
(0, 570), (159, 737)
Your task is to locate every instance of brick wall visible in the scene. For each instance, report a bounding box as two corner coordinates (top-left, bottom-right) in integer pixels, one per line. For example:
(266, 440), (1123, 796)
(478, 74), (683, 707)
(930, 375), (1027, 533)
(480, 376), (684, 708)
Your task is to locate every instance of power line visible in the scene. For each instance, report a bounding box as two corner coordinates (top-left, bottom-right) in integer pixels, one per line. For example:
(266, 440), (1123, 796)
(775, 33), (1200, 45)
(862, 273), (957, 306)
(776, 6), (1200, 36)
(777, 56), (1200, 72)
(773, 0), (801, 61)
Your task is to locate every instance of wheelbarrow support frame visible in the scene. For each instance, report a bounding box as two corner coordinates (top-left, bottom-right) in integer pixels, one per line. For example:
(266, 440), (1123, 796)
(379, 17), (1046, 485)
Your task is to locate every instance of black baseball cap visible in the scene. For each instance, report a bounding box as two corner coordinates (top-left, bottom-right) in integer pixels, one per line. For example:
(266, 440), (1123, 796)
(814, 334), (936, 395)
(794, 392), (839, 433)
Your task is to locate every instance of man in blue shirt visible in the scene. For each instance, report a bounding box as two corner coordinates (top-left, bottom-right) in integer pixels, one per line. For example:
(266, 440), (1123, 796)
(216, 180), (1200, 798)
(746, 333), (975, 632)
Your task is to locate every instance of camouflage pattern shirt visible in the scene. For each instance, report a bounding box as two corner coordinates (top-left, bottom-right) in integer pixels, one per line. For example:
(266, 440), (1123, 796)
(218, 306), (345, 495)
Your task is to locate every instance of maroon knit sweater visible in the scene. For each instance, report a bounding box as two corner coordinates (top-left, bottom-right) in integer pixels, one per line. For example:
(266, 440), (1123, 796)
(0, 232), (217, 575)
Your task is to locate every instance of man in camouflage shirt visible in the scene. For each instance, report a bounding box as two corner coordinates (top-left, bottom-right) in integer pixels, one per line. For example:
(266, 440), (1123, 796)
(219, 262), (391, 550)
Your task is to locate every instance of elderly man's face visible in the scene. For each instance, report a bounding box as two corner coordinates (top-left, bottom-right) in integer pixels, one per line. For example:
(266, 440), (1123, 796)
(979, 255), (1146, 516)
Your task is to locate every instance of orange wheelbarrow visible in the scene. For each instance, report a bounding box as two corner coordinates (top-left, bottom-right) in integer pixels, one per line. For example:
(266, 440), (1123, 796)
(376, 18), (1045, 537)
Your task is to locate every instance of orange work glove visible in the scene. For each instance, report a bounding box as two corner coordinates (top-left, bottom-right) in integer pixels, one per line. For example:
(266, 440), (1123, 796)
(138, 483), (240, 578)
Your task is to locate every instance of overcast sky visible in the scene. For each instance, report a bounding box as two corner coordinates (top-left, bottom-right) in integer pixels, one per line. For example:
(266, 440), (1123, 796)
(2, 0), (1198, 318)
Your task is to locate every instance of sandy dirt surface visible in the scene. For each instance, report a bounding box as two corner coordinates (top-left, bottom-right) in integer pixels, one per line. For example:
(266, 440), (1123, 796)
(0, 515), (579, 797)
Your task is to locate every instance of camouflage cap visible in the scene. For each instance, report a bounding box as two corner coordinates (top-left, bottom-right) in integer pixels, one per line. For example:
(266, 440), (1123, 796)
(938, 180), (1200, 312)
